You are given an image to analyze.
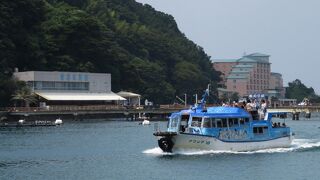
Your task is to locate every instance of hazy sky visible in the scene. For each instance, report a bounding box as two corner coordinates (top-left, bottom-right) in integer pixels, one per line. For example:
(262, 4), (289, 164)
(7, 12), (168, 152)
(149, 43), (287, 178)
(136, 0), (320, 94)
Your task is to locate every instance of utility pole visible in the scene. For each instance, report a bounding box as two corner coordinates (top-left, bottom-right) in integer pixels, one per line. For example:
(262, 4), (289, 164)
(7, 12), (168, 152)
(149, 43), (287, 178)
(195, 94), (198, 104)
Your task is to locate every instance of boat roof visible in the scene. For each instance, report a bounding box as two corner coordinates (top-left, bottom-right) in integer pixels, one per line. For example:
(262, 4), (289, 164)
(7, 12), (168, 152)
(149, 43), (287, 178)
(192, 107), (251, 118)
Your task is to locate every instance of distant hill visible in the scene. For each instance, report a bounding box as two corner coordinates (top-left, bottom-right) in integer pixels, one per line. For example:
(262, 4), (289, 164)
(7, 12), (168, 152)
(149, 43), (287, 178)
(0, 0), (220, 106)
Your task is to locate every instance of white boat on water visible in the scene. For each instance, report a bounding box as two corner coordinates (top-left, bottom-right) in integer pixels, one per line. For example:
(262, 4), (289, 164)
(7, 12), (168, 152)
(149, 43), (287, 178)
(142, 119), (150, 125)
(153, 89), (293, 152)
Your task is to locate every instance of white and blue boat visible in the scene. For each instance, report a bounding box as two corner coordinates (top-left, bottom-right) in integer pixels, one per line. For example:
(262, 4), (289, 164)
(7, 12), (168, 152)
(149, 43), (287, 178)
(154, 90), (293, 152)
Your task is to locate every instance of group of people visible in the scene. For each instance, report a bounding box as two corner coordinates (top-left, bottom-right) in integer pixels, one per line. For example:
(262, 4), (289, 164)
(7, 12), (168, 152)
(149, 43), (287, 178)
(222, 99), (268, 119)
(272, 122), (286, 128)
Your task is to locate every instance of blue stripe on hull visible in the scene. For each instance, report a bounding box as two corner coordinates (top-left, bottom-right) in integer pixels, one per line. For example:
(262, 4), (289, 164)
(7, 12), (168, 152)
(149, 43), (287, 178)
(180, 132), (291, 143)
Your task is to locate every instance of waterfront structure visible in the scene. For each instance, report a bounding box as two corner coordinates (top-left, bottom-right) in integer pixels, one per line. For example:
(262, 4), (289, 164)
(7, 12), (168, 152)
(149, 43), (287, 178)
(212, 53), (284, 98)
(14, 71), (125, 105)
(117, 91), (141, 106)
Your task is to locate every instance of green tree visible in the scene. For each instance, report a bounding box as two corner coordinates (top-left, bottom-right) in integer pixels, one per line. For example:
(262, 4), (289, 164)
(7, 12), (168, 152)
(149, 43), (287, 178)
(0, 77), (26, 107)
(0, 0), (221, 106)
(285, 79), (318, 102)
(11, 86), (37, 107)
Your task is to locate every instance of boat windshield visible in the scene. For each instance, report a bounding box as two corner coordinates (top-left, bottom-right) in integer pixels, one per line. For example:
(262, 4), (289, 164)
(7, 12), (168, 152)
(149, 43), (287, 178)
(168, 114), (180, 132)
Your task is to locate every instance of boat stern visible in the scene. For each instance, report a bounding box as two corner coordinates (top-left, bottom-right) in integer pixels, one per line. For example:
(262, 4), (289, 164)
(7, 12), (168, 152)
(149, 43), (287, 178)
(153, 131), (177, 152)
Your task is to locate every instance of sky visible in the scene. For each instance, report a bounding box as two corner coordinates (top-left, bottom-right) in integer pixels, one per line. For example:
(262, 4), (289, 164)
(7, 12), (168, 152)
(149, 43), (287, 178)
(136, 0), (320, 94)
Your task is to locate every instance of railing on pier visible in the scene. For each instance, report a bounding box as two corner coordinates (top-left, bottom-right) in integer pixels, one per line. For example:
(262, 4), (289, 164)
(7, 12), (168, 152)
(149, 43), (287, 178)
(4, 104), (187, 113)
(3, 104), (320, 114)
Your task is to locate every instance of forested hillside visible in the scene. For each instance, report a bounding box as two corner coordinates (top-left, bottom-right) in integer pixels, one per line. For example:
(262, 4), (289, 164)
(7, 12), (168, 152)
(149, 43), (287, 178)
(286, 79), (320, 103)
(0, 0), (220, 106)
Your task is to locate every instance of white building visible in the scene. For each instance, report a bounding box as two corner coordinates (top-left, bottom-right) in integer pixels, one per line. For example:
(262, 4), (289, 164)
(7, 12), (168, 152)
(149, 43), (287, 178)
(14, 71), (125, 104)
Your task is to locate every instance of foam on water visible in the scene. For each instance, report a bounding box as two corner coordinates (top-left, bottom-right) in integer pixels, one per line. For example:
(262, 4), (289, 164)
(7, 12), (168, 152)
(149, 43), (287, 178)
(143, 139), (320, 156)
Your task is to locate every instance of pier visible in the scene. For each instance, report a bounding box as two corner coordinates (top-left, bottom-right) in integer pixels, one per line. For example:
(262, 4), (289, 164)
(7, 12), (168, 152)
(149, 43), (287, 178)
(1, 105), (320, 122)
(1, 105), (187, 121)
(268, 106), (320, 120)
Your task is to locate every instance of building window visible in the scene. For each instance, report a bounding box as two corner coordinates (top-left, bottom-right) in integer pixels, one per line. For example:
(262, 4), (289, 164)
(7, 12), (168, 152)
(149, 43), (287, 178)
(66, 74), (70, 81)
(233, 85), (236, 89)
(33, 81), (89, 91)
(79, 74), (83, 81)
(84, 75), (88, 81)
(60, 74), (64, 81)
(72, 74), (76, 81)
(233, 80), (236, 83)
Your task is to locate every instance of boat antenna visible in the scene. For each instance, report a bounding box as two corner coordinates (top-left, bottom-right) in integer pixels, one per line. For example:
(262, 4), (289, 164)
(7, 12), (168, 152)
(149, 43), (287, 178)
(197, 88), (209, 110)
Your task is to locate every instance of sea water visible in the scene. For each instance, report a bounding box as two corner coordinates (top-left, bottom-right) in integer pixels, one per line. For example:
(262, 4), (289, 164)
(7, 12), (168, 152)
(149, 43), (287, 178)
(1, 116), (320, 180)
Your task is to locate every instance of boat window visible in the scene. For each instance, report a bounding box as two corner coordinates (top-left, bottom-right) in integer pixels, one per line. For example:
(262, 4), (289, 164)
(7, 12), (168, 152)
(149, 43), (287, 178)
(203, 118), (217, 128)
(222, 119), (227, 127)
(216, 118), (227, 128)
(239, 118), (245, 125)
(210, 118), (216, 128)
(253, 126), (267, 134)
(233, 118), (239, 126)
(191, 117), (202, 127)
(181, 115), (189, 126)
(202, 118), (212, 128)
(228, 118), (238, 127)
(180, 119), (187, 127)
(181, 115), (189, 121)
(216, 119), (222, 128)
(228, 119), (233, 127)
(170, 115), (179, 128)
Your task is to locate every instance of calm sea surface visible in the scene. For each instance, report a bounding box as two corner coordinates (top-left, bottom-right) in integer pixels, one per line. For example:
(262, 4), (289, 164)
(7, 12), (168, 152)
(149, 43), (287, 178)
(1, 114), (320, 180)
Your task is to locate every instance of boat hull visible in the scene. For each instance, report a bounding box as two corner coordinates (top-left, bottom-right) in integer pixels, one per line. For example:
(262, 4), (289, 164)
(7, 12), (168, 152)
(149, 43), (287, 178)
(170, 133), (293, 152)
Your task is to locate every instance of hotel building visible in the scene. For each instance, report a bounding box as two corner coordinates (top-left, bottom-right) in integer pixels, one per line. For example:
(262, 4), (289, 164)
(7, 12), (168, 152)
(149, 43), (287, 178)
(213, 53), (284, 98)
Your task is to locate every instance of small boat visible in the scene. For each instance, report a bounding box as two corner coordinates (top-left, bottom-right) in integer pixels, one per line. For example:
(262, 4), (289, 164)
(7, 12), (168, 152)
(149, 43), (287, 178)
(138, 114), (150, 125)
(142, 119), (150, 125)
(54, 118), (63, 125)
(153, 89), (293, 152)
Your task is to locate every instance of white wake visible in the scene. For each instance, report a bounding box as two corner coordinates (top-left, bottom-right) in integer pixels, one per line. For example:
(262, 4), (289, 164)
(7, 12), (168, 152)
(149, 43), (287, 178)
(143, 139), (320, 156)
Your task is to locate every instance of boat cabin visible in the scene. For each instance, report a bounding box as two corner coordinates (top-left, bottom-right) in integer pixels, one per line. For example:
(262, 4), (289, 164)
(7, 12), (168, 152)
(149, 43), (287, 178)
(166, 107), (291, 141)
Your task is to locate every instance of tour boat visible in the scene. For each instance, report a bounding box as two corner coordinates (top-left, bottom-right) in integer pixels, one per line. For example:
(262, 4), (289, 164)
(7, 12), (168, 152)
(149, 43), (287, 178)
(153, 90), (293, 152)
